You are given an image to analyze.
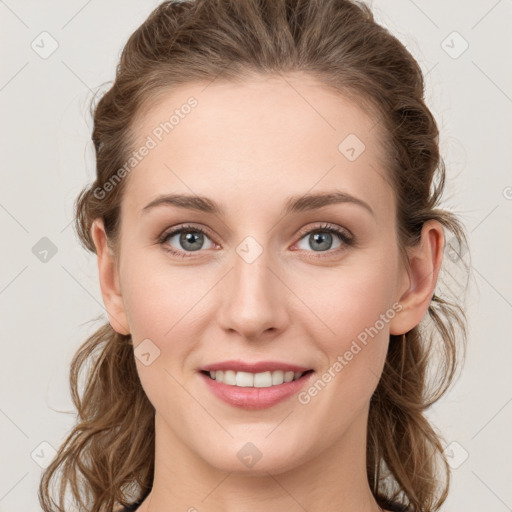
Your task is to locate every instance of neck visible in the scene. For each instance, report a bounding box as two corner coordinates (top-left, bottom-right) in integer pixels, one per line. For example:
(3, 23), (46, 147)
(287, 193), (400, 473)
(136, 404), (383, 512)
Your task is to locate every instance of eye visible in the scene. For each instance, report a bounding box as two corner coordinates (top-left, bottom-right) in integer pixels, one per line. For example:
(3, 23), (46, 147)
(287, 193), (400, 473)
(158, 222), (355, 259)
(158, 224), (215, 258)
(294, 223), (354, 255)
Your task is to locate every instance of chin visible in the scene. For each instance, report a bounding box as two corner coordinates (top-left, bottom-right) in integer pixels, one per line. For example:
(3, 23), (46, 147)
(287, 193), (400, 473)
(197, 436), (310, 476)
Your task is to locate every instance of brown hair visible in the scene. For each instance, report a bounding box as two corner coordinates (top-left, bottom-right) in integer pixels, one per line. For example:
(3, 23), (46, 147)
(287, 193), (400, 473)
(39, 1), (470, 511)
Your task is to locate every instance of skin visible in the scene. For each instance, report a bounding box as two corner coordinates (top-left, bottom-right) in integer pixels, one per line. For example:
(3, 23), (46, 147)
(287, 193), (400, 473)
(91, 73), (444, 512)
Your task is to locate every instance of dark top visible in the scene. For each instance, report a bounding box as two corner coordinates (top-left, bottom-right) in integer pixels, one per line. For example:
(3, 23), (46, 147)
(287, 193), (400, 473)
(120, 494), (409, 511)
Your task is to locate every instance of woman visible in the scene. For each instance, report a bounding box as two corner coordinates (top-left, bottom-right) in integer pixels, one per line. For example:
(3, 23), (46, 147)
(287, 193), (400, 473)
(38, 0), (469, 511)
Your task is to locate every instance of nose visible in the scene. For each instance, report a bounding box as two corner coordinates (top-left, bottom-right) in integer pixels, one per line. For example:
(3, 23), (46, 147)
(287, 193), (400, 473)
(216, 246), (289, 342)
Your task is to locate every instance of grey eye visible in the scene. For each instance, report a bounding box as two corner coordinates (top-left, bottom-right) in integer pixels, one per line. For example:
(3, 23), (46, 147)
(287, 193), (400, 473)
(296, 231), (343, 252)
(165, 229), (214, 252)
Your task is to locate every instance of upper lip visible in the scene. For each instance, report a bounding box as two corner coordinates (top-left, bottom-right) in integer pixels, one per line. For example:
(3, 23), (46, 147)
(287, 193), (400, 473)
(200, 360), (312, 373)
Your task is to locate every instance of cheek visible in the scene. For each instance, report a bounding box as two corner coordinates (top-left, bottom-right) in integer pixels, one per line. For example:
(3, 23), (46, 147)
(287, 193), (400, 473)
(298, 258), (397, 337)
(120, 259), (202, 407)
(291, 255), (397, 385)
(122, 276), (174, 339)
(120, 249), (212, 338)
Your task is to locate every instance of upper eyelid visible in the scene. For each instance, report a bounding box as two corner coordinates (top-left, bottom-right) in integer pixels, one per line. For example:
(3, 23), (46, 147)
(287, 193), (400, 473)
(162, 223), (214, 241)
(297, 223), (352, 238)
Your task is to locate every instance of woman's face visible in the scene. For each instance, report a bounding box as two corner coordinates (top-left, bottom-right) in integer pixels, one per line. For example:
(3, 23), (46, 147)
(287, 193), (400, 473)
(96, 73), (421, 475)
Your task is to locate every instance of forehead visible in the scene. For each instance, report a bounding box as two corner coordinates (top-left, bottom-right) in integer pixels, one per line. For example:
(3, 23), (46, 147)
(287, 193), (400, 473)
(123, 74), (393, 220)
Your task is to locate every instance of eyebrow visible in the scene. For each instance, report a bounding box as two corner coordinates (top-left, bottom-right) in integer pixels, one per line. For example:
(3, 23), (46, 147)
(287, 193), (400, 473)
(141, 190), (374, 217)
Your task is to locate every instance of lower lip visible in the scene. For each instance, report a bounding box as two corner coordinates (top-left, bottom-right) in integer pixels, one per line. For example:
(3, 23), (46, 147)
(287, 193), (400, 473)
(199, 371), (315, 410)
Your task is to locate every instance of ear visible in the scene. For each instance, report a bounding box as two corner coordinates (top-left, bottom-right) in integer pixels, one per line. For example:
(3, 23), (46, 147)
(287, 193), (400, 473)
(90, 218), (130, 335)
(389, 220), (444, 335)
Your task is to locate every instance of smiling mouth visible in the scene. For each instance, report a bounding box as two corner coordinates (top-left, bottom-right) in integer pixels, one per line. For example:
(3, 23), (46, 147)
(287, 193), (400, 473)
(200, 369), (314, 388)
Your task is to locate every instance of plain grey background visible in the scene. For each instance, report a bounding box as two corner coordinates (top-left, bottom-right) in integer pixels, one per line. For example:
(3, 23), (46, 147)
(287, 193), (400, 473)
(1, 1), (511, 511)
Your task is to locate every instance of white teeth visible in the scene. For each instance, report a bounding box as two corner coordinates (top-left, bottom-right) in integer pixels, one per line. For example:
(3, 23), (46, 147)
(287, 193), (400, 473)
(223, 370), (236, 385)
(236, 371), (254, 387)
(272, 371), (284, 385)
(208, 369), (307, 387)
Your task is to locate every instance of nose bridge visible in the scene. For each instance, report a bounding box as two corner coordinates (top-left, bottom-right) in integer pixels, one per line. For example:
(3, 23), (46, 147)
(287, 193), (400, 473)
(217, 234), (286, 339)
(234, 236), (273, 294)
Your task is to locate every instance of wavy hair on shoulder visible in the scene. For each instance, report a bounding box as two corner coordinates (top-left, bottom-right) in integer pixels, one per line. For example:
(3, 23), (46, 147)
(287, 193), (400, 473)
(39, 1), (470, 511)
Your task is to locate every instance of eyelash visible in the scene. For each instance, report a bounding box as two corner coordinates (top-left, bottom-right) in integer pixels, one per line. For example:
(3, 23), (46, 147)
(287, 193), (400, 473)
(157, 223), (355, 259)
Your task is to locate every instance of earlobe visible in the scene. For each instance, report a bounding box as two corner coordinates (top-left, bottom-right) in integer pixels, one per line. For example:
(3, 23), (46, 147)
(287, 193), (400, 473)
(90, 218), (130, 335)
(389, 220), (444, 336)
